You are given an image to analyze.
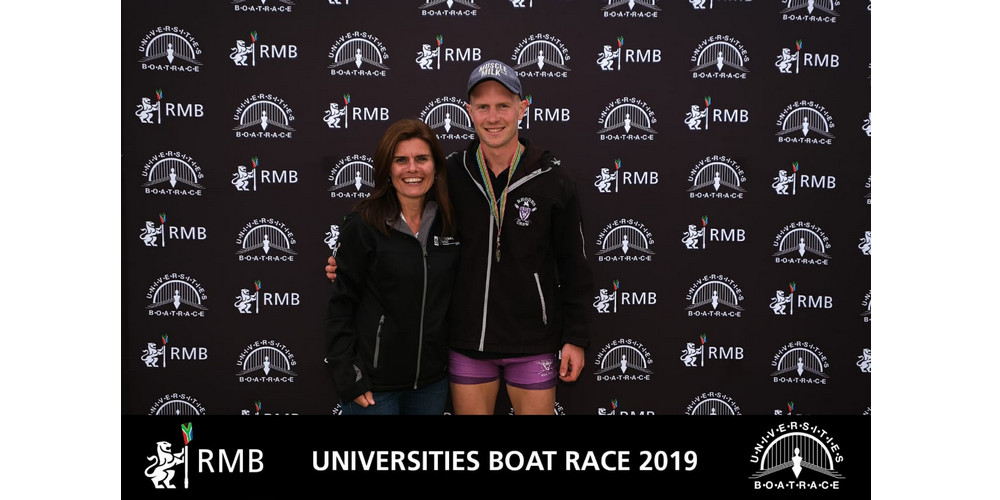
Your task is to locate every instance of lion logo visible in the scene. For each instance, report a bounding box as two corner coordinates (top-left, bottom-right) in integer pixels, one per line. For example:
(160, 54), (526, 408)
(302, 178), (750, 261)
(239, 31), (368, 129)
(144, 441), (185, 489)
(858, 230), (871, 256)
(234, 288), (257, 314)
(135, 97), (159, 124)
(770, 290), (793, 315)
(230, 39), (253, 66)
(679, 342), (703, 367)
(856, 348), (871, 373)
(415, 43), (438, 70)
(140, 221), (162, 246)
(596, 45), (619, 71)
(323, 103), (348, 129)
(592, 288), (616, 314)
(775, 47), (798, 74)
(231, 165), (253, 191)
(681, 224), (704, 249)
(141, 342), (164, 367)
(684, 105), (707, 130)
(594, 167), (617, 193)
(324, 225), (341, 255)
(772, 169), (795, 195)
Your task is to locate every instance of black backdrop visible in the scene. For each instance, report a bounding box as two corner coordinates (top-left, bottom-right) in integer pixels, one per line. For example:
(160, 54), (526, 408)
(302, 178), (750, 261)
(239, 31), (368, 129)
(123, 0), (870, 416)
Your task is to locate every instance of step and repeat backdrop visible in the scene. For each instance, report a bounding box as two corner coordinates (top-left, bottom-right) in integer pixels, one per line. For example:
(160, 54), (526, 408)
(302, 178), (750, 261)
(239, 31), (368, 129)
(123, 0), (871, 416)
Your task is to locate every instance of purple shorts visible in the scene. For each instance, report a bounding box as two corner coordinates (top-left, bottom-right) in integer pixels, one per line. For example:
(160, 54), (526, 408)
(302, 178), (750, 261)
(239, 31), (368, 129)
(448, 350), (558, 390)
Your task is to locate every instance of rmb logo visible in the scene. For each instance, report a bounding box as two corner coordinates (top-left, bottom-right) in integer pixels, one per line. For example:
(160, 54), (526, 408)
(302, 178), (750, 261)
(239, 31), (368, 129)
(144, 423), (194, 489)
(137, 26), (203, 72)
(229, 31), (298, 67)
(140, 334), (208, 368)
(687, 155), (747, 199)
(592, 279), (657, 314)
(863, 112), (872, 137)
(511, 33), (570, 77)
(594, 338), (654, 382)
(684, 95), (749, 131)
(135, 89), (204, 125)
(141, 151), (205, 196)
(679, 334), (745, 368)
(146, 273), (208, 318)
(685, 392), (741, 415)
(775, 39), (840, 75)
(690, 35), (750, 79)
(138, 212), (207, 247)
(749, 422), (844, 490)
(421, 97), (475, 141)
(775, 100), (836, 145)
(598, 97), (657, 140)
(233, 279), (301, 314)
(323, 93), (390, 130)
(596, 36), (662, 71)
(680, 215), (746, 250)
(772, 161), (838, 196)
(232, 156), (299, 192)
(769, 281), (834, 315)
(233, 93), (296, 139)
(597, 398), (654, 415)
(415, 35), (482, 70)
(328, 31), (389, 76)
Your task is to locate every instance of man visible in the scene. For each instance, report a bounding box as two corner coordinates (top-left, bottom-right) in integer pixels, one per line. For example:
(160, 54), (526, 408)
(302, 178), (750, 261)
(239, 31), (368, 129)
(328, 60), (593, 414)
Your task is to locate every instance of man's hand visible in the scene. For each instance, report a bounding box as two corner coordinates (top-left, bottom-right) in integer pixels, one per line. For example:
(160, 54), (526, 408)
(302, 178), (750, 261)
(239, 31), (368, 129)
(353, 391), (374, 407)
(559, 343), (585, 382)
(326, 255), (337, 282)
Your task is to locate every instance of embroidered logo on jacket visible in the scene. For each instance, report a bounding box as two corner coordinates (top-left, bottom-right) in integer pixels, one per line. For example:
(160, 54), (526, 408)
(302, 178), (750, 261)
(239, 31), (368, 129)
(514, 197), (537, 226)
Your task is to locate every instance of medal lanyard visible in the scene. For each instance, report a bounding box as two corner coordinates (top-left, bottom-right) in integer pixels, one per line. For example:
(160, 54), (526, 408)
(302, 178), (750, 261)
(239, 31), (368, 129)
(476, 142), (524, 262)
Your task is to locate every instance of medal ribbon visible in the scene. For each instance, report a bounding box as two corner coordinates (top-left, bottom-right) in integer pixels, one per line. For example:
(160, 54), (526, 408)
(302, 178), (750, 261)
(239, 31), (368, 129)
(475, 142), (524, 262)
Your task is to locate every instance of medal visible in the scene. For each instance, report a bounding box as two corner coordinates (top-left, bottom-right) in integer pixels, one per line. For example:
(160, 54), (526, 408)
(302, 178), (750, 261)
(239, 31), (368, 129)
(476, 143), (524, 263)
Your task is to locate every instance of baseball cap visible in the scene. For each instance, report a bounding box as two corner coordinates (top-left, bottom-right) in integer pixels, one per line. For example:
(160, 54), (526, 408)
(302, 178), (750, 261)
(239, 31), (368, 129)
(466, 59), (522, 98)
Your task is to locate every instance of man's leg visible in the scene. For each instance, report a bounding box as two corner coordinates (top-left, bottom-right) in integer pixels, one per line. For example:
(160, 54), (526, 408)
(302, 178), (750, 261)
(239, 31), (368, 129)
(450, 380), (500, 415)
(449, 349), (501, 415)
(503, 352), (558, 415)
(507, 386), (556, 415)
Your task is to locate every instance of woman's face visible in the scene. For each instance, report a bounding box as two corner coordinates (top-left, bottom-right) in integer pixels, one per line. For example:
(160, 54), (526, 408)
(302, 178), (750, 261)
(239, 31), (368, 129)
(390, 138), (435, 205)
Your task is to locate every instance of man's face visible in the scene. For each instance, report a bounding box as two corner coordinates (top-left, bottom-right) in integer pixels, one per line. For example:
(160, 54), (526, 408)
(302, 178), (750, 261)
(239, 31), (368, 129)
(466, 80), (528, 153)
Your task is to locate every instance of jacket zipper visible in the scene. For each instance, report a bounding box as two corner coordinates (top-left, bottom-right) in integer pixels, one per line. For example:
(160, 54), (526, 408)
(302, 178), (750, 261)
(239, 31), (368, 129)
(533, 272), (548, 325)
(372, 315), (385, 368)
(462, 150), (553, 350)
(414, 244), (428, 389)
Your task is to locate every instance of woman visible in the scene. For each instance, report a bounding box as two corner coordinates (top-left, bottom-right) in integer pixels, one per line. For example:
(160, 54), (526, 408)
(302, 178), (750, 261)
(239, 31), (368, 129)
(324, 119), (459, 415)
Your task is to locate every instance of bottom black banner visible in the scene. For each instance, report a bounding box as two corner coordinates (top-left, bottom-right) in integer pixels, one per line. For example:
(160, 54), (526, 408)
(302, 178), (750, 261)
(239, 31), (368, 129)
(124, 415), (870, 494)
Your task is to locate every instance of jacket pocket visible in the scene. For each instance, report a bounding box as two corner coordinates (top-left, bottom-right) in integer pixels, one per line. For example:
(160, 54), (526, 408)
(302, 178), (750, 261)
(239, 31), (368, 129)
(533, 273), (548, 326)
(372, 315), (385, 368)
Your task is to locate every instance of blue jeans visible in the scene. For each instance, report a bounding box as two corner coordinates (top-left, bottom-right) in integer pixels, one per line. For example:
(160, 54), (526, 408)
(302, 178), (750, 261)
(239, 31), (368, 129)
(339, 377), (448, 415)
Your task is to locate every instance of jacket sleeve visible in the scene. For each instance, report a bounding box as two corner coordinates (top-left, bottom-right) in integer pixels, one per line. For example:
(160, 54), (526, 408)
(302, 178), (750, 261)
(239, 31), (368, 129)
(551, 165), (595, 350)
(323, 214), (375, 403)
